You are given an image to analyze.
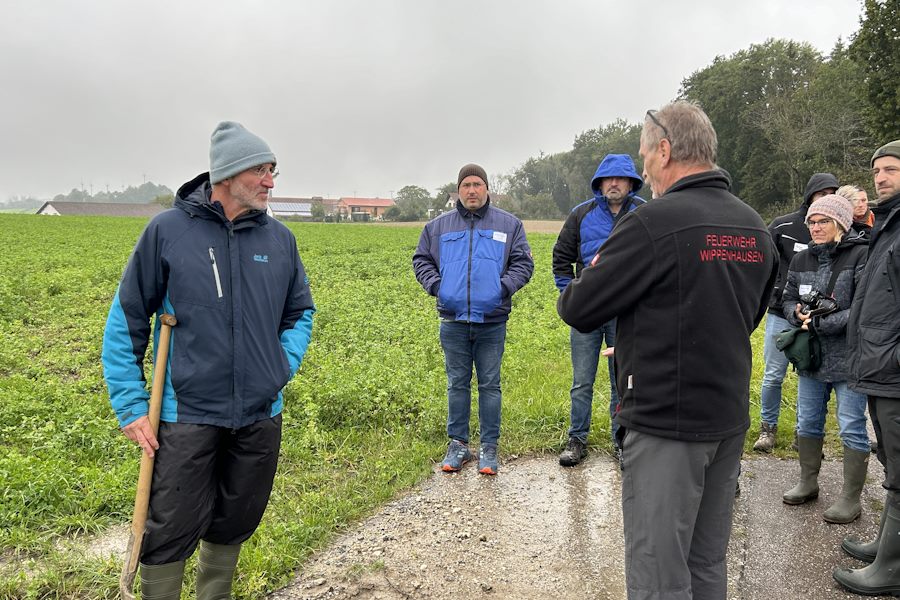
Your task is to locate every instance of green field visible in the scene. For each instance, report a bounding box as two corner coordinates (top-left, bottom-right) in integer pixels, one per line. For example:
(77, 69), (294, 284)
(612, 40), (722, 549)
(0, 214), (799, 598)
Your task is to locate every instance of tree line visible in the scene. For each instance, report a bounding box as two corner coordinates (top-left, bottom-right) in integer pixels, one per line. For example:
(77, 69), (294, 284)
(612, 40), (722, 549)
(391, 0), (896, 222)
(2, 182), (175, 210)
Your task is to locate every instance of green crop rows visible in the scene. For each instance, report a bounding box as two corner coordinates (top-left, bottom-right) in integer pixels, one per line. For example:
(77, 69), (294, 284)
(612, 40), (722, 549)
(0, 214), (783, 598)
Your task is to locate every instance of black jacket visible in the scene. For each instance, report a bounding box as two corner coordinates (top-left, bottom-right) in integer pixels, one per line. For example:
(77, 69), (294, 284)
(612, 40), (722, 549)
(557, 171), (778, 441)
(848, 191), (900, 397)
(782, 233), (868, 382)
(766, 172), (840, 315)
(767, 207), (812, 315)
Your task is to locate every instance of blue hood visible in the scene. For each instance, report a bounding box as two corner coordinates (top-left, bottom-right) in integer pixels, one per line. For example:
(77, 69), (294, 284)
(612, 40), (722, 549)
(591, 154), (643, 196)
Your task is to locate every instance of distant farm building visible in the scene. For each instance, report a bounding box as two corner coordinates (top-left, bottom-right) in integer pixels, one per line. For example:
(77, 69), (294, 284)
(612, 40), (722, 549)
(338, 197), (395, 221)
(268, 196), (339, 220)
(268, 200), (313, 219)
(36, 202), (165, 217)
(316, 197), (340, 217)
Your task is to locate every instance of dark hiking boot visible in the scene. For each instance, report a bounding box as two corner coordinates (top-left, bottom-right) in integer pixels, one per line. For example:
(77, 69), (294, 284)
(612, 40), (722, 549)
(753, 422), (777, 453)
(140, 560), (185, 600)
(196, 541), (241, 600)
(834, 505), (900, 596)
(824, 447), (869, 524)
(441, 439), (473, 472)
(478, 443), (498, 475)
(843, 503), (889, 563)
(559, 438), (587, 467)
(783, 436), (823, 505)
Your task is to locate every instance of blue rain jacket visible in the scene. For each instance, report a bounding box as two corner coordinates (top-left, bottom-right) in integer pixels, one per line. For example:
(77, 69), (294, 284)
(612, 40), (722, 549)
(553, 154), (645, 290)
(412, 198), (533, 323)
(102, 172), (315, 429)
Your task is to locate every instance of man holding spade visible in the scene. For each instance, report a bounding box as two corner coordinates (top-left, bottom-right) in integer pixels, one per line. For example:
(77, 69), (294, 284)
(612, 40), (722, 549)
(102, 121), (315, 598)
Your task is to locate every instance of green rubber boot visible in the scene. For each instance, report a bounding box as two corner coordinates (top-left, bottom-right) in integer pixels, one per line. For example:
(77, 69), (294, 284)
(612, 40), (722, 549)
(783, 436), (823, 505)
(139, 561), (185, 600)
(824, 447), (869, 524)
(196, 541), (241, 600)
(834, 504), (900, 595)
(843, 502), (888, 563)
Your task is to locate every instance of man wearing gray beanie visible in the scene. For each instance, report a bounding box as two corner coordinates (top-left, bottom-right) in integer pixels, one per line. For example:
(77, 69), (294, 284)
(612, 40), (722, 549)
(102, 121), (315, 599)
(836, 140), (900, 595)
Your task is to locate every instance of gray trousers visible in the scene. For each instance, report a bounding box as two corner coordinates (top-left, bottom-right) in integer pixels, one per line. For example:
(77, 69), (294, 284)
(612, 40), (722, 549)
(621, 429), (743, 600)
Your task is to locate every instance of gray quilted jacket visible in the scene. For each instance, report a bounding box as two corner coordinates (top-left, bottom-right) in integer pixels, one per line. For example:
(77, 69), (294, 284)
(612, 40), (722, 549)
(782, 232), (868, 381)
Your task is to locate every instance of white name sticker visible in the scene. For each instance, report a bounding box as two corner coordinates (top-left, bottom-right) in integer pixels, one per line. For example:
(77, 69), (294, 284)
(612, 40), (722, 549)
(799, 284), (813, 296)
(627, 374), (633, 390)
(493, 231), (507, 243)
(793, 242), (808, 253)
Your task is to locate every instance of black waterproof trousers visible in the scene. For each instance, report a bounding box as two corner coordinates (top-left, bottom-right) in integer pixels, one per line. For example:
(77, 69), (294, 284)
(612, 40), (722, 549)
(140, 415), (282, 564)
(870, 396), (900, 504)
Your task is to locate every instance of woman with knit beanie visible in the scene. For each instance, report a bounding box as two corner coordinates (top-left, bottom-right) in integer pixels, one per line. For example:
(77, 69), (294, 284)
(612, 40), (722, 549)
(781, 194), (870, 524)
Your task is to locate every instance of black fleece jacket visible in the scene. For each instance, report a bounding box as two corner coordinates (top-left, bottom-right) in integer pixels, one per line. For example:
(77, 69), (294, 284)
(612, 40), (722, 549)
(557, 170), (777, 441)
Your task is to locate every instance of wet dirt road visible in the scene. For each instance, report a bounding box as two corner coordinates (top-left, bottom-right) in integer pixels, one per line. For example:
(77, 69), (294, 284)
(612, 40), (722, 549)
(269, 453), (887, 600)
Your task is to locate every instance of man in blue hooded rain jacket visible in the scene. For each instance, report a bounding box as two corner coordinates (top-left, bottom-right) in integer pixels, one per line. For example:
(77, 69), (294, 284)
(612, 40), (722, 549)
(413, 163), (534, 476)
(553, 154), (645, 466)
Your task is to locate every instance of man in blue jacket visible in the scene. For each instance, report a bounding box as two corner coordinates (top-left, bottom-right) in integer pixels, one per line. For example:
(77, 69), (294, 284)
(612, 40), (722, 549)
(553, 154), (645, 466)
(413, 164), (534, 475)
(102, 121), (315, 599)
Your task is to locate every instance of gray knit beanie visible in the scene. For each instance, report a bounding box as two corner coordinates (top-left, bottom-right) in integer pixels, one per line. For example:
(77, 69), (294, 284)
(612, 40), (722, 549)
(872, 139), (900, 167)
(209, 121), (276, 184)
(457, 164), (489, 190)
(807, 194), (853, 233)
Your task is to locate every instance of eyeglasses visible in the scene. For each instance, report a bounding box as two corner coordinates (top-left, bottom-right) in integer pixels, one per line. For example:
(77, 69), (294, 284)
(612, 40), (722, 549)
(251, 164), (279, 180)
(806, 217), (834, 228)
(646, 110), (670, 140)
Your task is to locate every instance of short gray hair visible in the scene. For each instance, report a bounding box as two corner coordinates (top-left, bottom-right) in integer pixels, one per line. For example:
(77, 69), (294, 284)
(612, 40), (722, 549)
(642, 101), (717, 168)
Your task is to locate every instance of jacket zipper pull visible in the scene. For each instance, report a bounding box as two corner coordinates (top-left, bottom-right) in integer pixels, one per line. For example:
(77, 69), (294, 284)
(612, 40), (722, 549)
(208, 247), (224, 298)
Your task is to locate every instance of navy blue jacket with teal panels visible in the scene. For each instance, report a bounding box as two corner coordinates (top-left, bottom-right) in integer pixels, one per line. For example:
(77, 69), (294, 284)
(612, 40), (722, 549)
(102, 172), (315, 429)
(412, 198), (533, 323)
(552, 154), (645, 291)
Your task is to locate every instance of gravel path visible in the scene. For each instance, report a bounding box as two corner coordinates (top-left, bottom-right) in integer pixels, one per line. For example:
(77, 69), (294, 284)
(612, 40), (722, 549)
(268, 452), (887, 600)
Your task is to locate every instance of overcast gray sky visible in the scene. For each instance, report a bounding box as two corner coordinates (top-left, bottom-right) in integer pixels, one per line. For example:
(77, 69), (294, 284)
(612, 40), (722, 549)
(1, 0), (863, 202)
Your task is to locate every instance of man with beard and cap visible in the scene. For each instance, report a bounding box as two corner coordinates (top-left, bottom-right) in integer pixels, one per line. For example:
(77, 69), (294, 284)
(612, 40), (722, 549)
(102, 121), (315, 599)
(553, 154), (645, 466)
(413, 163), (533, 476)
(751, 172), (839, 453)
(835, 140), (900, 596)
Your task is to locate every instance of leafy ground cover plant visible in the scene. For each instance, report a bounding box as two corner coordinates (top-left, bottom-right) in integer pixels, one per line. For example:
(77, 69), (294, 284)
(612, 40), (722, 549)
(0, 215), (798, 598)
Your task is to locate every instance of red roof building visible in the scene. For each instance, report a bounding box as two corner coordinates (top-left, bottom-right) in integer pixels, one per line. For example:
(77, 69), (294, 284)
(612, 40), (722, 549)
(338, 197), (396, 220)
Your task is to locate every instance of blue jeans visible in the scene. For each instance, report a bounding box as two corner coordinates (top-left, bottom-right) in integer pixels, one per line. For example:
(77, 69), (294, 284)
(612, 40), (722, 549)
(759, 313), (791, 426)
(568, 321), (619, 445)
(440, 321), (506, 446)
(796, 376), (869, 453)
